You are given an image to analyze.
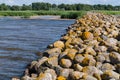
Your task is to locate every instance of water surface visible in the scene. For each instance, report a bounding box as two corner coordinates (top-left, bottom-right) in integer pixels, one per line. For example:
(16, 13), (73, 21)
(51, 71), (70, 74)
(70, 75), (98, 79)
(0, 17), (74, 80)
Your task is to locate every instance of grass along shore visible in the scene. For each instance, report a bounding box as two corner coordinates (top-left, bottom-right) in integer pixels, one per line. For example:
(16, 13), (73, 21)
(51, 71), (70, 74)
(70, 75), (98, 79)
(0, 10), (120, 19)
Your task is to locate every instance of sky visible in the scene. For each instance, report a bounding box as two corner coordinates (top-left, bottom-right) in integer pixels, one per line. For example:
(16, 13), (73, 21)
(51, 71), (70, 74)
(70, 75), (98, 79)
(0, 0), (120, 6)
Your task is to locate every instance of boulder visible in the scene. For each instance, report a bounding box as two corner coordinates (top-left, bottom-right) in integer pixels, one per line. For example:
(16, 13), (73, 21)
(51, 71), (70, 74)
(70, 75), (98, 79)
(109, 52), (120, 64)
(70, 71), (84, 80)
(82, 66), (101, 75)
(66, 49), (78, 60)
(36, 73), (52, 80)
(74, 64), (83, 71)
(53, 40), (64, 49)
(101, 63), (115, 71)
(101, 70), (120, 80)
(60, 59), (72, 68)
(46, 56), (58, 67)
(45, 69), (57, 80)
(82, 32), (94, 40)
(44, 48), (61, 56)
(74, 54), (84, 63)
(60, 69), (73, 78)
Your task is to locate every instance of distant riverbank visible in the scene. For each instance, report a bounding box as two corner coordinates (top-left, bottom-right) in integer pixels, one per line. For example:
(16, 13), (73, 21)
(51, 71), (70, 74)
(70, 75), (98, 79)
(0, 15), (76, 20)
(0, 11), (86, 19)
(0, 11), (120, 19)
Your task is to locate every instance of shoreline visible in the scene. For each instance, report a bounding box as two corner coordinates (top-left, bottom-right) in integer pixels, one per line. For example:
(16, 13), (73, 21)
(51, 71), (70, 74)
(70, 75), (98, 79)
(13, 13), (120, 80)
(0, 15), (75, 20)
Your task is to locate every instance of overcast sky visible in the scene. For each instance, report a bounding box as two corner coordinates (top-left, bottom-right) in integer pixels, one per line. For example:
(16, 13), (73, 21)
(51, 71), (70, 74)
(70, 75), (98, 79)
(0, 0), (120, 6)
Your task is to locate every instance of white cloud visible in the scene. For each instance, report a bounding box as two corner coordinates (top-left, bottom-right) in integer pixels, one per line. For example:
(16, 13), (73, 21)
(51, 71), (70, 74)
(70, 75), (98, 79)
(0, 0), (119, 5)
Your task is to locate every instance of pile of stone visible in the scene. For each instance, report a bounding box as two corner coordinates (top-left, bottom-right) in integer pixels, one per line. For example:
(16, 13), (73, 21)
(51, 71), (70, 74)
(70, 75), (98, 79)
(21, 13), (120, 80)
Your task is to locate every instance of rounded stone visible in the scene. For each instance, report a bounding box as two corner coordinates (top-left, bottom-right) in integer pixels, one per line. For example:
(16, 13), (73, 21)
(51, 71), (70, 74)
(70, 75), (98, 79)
(45, 48), (61, 56)
(66, 49), (78, 60)
(47, 56), (58, 67)
(74, 64), (83, 71)
(82, 66), (101, 75)
(101, 70), (120, 80)
(74, 54), (84, 63)
(36, 73), (52, 80)
(101, 63), (115, 71)
(85, 47), (96, 56)
(82, 31), (94, 40)
(60, 59), (72, 68)
(45, 69), (57, 80)
(70, 71), (84, 80)
(96, 54), (106, 62)
(109, 52), (120, 64)
(93, 73), (101, 80)
(53, 40), (64, 49)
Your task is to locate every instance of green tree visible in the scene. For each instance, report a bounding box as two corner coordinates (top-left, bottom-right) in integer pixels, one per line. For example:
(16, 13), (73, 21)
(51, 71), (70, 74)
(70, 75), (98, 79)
(11, 5), (21, 11)
(0, 3), (9, 10)
(21, 4), (32, 10)
(32, 2), (51, 10)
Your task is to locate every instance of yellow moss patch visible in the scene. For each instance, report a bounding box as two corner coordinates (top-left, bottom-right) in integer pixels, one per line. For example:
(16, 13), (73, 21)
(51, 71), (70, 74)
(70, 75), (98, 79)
(82, 57), (90, 66)
(82, 32), (93, 40)
(60, 59), (66, 66)
(67, 49), (78, 60)
(36, 73), (45, 80)
(57, 76), (66, 80)
(65, 38), (72, 48)
(54, 41), (64, 49)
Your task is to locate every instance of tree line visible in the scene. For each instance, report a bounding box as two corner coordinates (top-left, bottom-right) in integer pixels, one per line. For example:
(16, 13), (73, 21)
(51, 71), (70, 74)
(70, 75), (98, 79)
(0, 2), (120, 11)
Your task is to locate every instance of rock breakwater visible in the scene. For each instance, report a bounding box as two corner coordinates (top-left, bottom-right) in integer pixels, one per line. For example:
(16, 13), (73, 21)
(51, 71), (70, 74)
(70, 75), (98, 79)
(17, 13), (120, 80)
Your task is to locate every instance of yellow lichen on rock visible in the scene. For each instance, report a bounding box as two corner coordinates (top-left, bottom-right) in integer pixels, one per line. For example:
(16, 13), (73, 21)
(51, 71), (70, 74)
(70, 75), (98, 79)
(82, 31), (93, 40)
(53, 40), (64, 49)
(67, 49), (78, 60)
(57, 76), (66, 80)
